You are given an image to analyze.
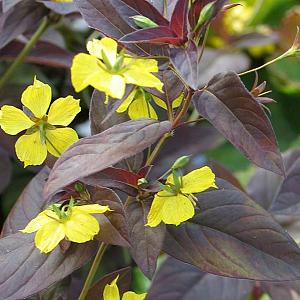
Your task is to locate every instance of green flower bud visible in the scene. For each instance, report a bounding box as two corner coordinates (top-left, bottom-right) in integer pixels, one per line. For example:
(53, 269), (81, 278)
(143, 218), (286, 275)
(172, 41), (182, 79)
(74, 182), (85, 193)
(172, 155), (190, 170)
(195, 2), (215, 31)
(138, 178), (148, 186)
(131, 15), (158, 29)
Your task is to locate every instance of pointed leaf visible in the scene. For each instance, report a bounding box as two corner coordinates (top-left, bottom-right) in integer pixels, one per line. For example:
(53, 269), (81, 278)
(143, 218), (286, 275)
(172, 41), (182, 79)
(164, 179), (300, 280)
(91, 187), (130, 247)
(0, 233), (95, 300)
(40, 1), (78, 15)
(125, 199), (165, 279)
(44, 119), (171, 200)
(147, 257), (254, 300)
(120, 26), (181, 45)
(192, 72), (284, 175)
(170, 0), (188, 41)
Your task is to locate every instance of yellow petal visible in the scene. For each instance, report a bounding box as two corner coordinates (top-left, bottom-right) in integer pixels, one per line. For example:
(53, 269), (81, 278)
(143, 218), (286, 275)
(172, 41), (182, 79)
(123, 292), (147, 300)
(147, 192), (195, 227)
(46, 127), (78, 157)
(20, 210), (57, 233)
(172, 93), (184, 109)
(72, 204), (110, 214)
(105, 74), (126, 99)
(128, 96), (157, 120)
(116, 90), (136, 113)
(64, 212), (100, 243)
(15, 131), (48, 167)
(87, 38), (118, 66)
(47, 96), (81, 126)
(21, 77), (52, 118)
(35, 220), (65, 253)
(123, 69), (163, 92)
(71, 53), (105, 92)
(180, 167), (217, 194)
(152, 93), (183, 111)
(125, 58), (158, 72)
(103, 276), (120, 300)
(0, 105), (34, 135)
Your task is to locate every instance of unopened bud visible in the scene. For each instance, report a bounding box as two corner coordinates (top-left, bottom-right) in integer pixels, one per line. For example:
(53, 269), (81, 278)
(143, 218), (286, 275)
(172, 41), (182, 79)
(131, 15), (158, 29)
(74, 182), (85, 193)
(138, 178), (148, 186)
(196, 2), (215, 28)
(172, 156), (190, 170)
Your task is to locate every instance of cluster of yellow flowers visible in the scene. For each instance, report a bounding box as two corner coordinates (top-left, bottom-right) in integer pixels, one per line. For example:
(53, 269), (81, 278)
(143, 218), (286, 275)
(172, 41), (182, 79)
(0, 37), (217, 263)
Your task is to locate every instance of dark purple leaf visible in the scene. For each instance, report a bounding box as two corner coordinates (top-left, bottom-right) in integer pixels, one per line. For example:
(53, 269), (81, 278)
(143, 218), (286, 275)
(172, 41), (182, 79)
(82, 167), (141, 196)
(90, 187), (130, 247)
(0, 233), (95, 300)
(151, 122), (223, 178)
(125, 199), (165, 278)
(40, 0), (78, 15)
(247, 149), (300, 214)
(44, 119), (171, 200)
(73, 0), (166, 56)
(87, 267), (132, 300)
(170, 0), (188, 41)
(261, 281), (300, 300)
(146, 69), (184, 105)
(147, 257), (254, 300)
(2, 0), (22, 12)
(1, 168), (50, 236)
(0, 40), (73, 68)
(209, 161), (245, 192)
(170, 45), (250, 90)
(90, 90), (128, 135)
(192, 72), (284, 175)
(164, 179), (300, 280)
(0, 0), (47, 49)
(120, 26), (181, 45)
(0, 147), (12, 194)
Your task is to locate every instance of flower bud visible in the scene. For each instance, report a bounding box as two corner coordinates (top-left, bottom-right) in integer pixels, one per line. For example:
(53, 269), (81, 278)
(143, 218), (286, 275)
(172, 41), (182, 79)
(131, 15), (158, 29)
(172, 155), (190, 170)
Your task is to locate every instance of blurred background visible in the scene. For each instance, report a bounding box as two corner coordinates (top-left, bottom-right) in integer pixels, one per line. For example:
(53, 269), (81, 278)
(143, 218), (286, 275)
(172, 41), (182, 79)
(0, 0), (300, 294)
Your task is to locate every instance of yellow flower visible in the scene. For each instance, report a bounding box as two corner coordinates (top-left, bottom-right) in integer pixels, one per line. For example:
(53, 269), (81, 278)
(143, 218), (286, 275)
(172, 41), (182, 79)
(147, 167), (217, 227)
(116, 89), (183, 120)
(21, 202), (110, 253)
(71, 37), (163, 99)
(103, 275), (147, 300)
(0, 77), (81, 167)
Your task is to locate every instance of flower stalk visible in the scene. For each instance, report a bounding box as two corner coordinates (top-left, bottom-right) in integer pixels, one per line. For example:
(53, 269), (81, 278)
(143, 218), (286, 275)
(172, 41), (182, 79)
(0, 16), (50, 90)
(78, 243), (108, 300)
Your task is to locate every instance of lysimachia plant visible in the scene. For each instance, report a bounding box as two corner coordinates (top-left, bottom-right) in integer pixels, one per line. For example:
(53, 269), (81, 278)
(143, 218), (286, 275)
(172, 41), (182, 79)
(1, 0), (300, 299)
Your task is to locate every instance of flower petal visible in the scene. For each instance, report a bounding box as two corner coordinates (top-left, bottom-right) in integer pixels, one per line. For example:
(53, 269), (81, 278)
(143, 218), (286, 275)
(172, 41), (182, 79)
(64, 212), (100, 243)
(123, 68), (163, 92)
(20, 210), (57, 233)
(103, 276), (120, 300)
(15, 131), (48, 167)
(116, 90), (136, 113)
(35, 221), (65, 253)
(21, 77), (52, 118)
(147, 192), (194, 227)
(180, 166), (217, 194)
(87, 38), (118, 66)
(71, 53), (105, 92)
(0, 105), (34, 135)
(72, 204), (110, 214)
(128, 96), (157, 120)
(105, 74), (126, 99)
(46, 127), (78, 157)
(123, 291), (147, 300)
(125, 58), (158, 72)
(47, 96), (81, 126)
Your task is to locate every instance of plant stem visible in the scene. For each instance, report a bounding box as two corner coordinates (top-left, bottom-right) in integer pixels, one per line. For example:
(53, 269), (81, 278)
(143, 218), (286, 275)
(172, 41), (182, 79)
(238, 50), (292, 76)
(0, 16), (50, 90)
(146, 132), (171, 166)
(172, 90), (193, 128)
(78, 243), (108, 300)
